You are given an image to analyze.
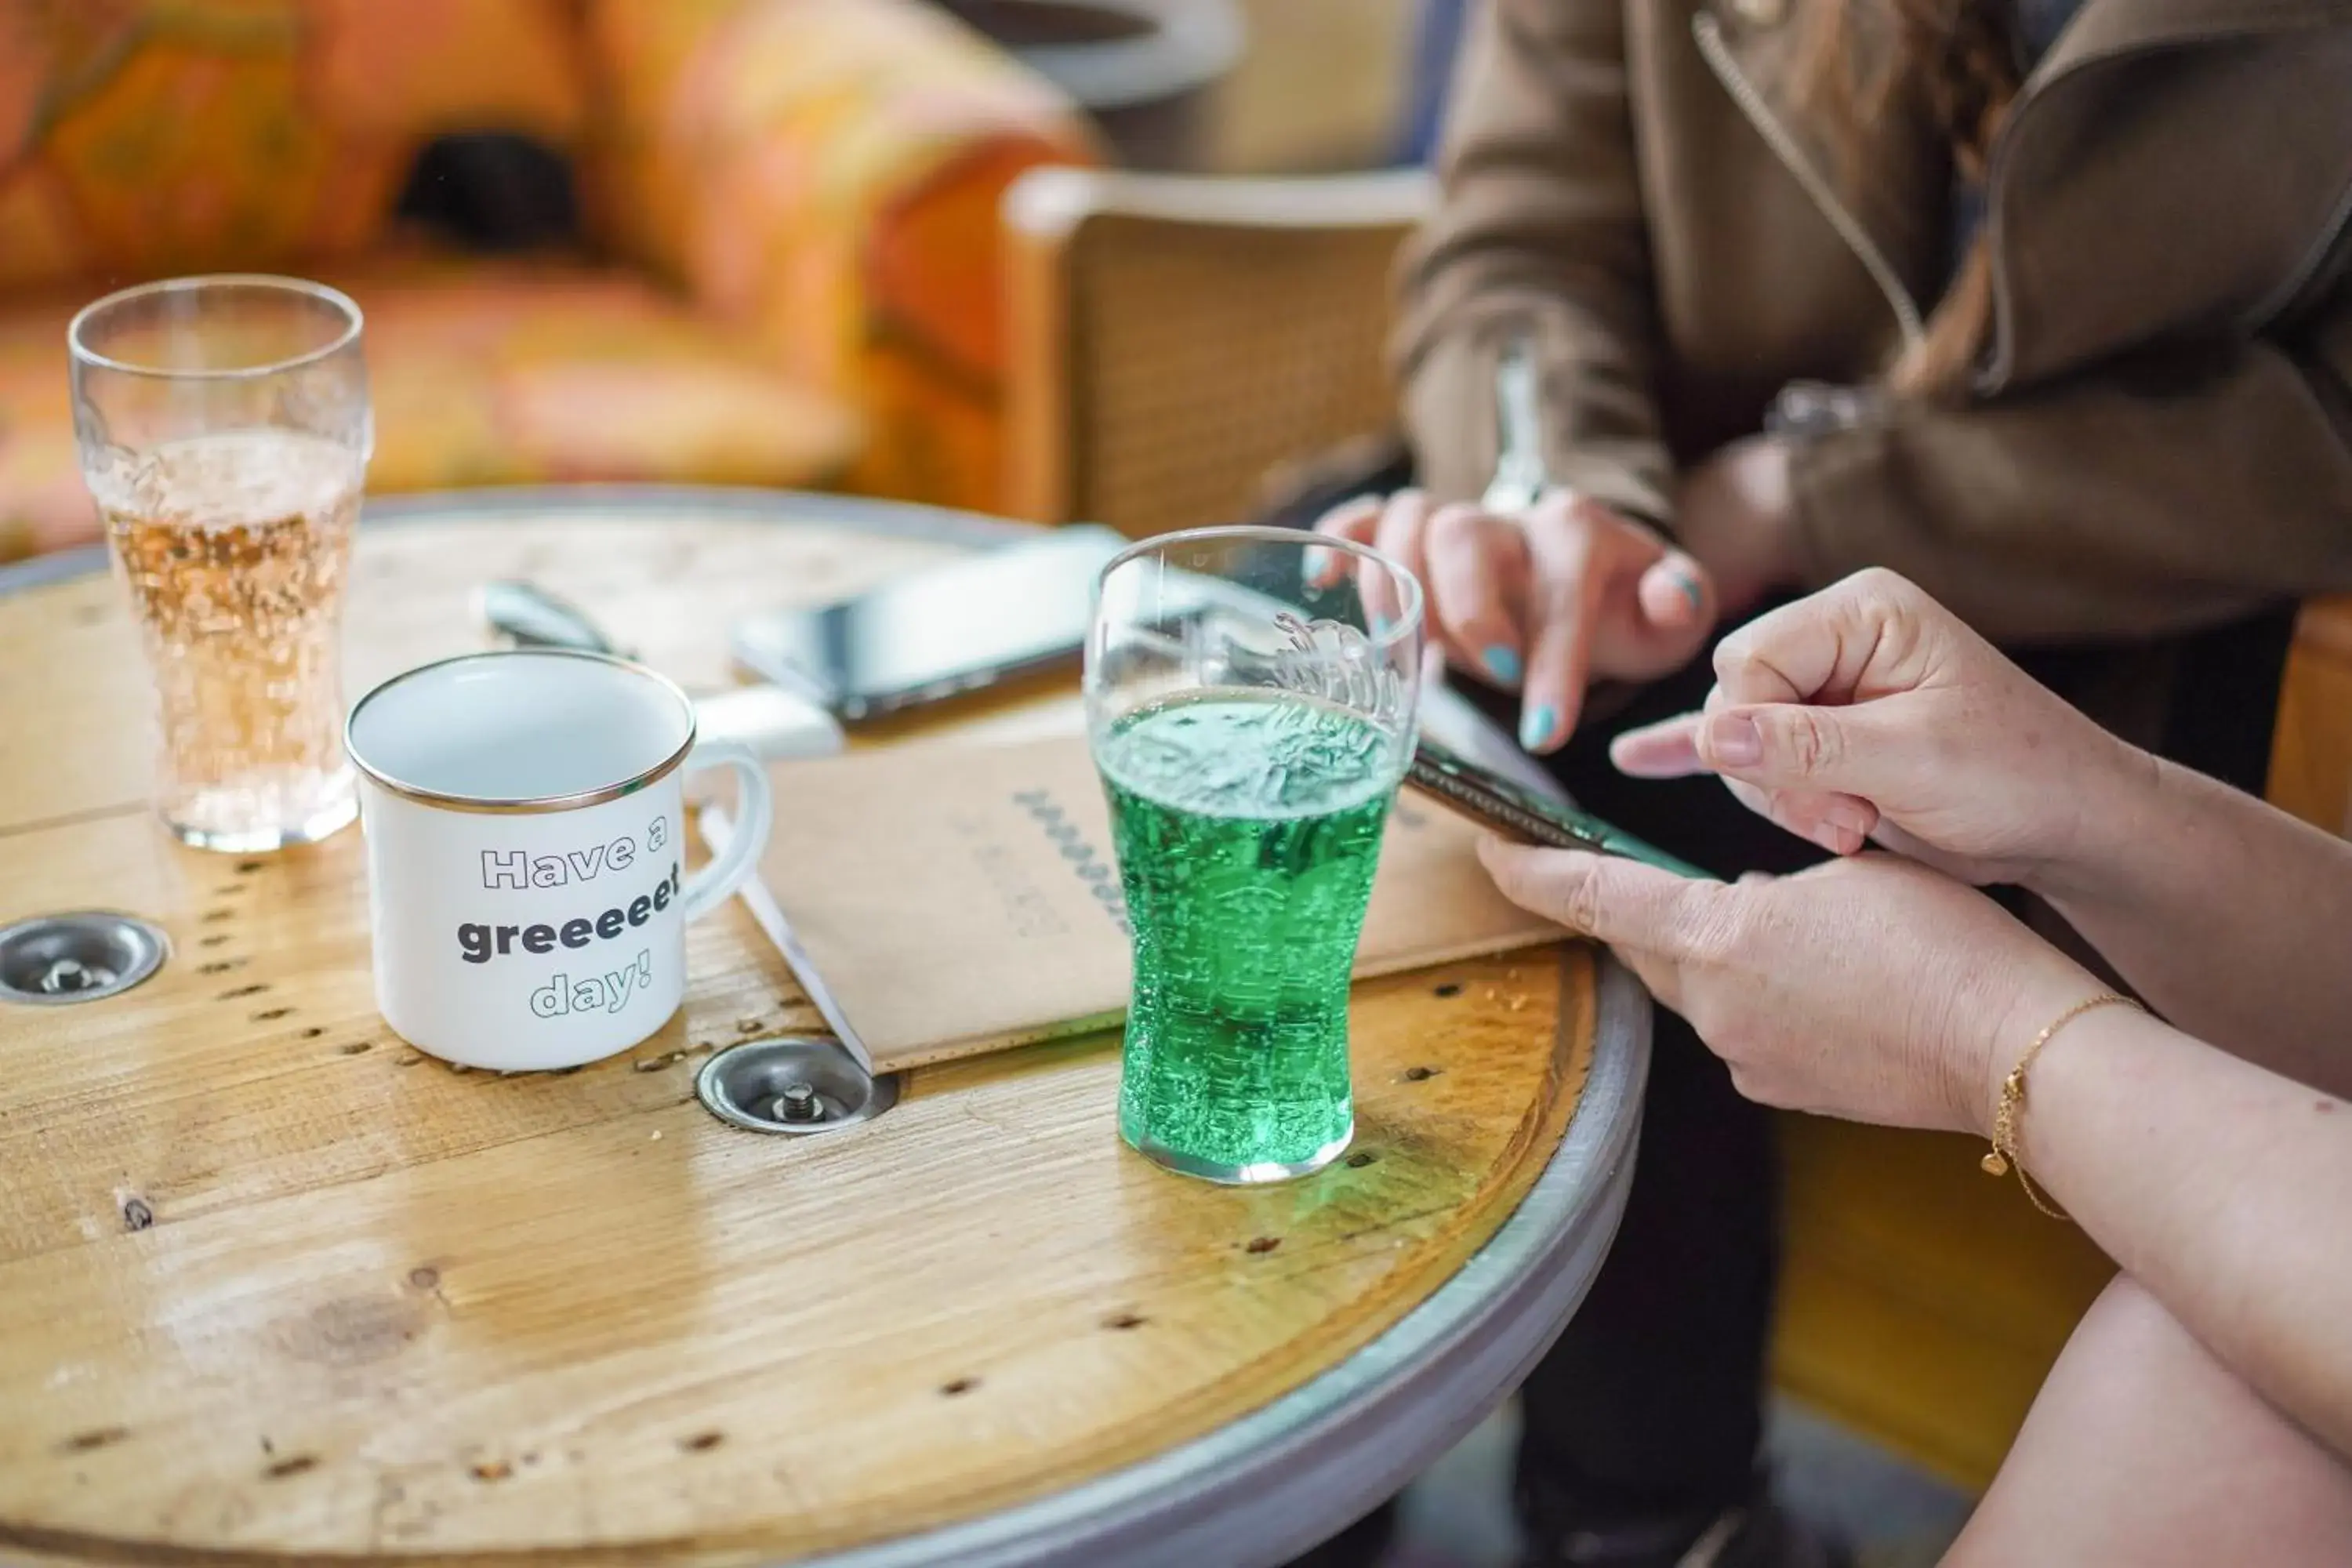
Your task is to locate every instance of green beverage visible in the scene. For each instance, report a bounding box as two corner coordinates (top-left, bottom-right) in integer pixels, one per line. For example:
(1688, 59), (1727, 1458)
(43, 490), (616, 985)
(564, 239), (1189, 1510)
(1097, 688), (1397, 1181)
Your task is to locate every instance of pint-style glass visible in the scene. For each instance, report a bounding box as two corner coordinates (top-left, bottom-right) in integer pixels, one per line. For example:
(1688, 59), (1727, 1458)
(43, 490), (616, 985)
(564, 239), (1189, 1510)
(69, 275), (370, 852)
(1085, 527), (1425, 1183)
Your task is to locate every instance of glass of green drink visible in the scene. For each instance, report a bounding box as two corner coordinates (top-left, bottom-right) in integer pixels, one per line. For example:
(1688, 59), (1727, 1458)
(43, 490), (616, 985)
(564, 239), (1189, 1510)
(1086, 526), (1426, 1183)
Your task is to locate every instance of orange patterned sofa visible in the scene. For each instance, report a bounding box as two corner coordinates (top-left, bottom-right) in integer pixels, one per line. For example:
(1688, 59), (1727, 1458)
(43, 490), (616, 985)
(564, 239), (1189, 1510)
(0, 0), (1098, 560)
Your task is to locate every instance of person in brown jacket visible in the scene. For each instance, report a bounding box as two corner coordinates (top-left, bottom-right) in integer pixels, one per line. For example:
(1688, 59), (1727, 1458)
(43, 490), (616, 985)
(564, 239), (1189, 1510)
(1312, 1), (2352, 1563)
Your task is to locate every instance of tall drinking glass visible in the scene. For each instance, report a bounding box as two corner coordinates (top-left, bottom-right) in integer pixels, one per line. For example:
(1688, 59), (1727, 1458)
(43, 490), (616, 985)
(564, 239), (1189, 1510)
(1086, 527), (1425, 1183)
(69, 276), (371, 853)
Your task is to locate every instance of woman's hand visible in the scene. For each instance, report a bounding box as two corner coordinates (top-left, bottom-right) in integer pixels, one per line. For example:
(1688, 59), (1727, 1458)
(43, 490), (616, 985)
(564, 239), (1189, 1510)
(1607, 567), (2150, 887)
(1313, 489), (1716, 751)
(1479, 840), (2100, 1137)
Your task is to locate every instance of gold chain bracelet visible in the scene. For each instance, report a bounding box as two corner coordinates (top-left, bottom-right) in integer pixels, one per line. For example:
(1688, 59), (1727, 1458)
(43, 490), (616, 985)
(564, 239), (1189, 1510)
(1982, 992), (2143, 1220)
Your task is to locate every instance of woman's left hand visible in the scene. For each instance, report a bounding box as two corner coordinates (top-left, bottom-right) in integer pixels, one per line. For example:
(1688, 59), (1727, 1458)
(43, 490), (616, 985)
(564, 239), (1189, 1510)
(1478, 839), (2100, 1137)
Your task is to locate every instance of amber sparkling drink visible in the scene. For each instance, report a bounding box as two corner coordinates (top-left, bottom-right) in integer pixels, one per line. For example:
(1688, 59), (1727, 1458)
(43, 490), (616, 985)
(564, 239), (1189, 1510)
(70, 278), (371, 852)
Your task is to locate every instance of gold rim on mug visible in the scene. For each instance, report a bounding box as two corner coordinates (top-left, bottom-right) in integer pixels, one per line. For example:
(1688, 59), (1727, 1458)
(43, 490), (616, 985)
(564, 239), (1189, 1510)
(344, 648), (701, 816)
(67, 274), (365, 381)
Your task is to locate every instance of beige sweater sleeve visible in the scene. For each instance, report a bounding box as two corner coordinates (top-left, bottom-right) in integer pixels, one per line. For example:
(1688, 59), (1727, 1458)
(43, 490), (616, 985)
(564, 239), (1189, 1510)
(1791, 280), (2352, 641)
(1393, 0), (1675, 524)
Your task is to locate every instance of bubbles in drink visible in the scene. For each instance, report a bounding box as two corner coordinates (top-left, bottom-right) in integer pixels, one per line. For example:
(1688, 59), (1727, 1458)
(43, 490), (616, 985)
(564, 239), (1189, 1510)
(1096, 689), (1400, 1177)
(90, 430), (364, 850)
(1100, 689), (1392, 819)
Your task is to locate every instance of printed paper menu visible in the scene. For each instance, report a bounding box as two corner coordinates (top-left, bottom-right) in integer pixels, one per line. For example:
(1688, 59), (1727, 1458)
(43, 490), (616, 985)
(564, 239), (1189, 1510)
(739, 735), (1566, 1073)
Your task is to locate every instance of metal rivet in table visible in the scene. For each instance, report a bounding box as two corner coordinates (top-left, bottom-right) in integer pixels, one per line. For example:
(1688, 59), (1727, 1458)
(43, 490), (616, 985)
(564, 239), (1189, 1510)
(0, 913), (169, 1006)
(696, 1036), (898, 1134)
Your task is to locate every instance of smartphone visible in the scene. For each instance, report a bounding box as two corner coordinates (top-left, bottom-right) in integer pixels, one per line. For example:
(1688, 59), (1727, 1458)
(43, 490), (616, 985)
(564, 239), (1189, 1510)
(730, 525), (1131, 722)
(1407, 737), (1708, 879)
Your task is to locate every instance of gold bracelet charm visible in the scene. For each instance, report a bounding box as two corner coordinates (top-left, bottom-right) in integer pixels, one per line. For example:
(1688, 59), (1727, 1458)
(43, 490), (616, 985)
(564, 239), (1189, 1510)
(1982, 992), (2143, 1219)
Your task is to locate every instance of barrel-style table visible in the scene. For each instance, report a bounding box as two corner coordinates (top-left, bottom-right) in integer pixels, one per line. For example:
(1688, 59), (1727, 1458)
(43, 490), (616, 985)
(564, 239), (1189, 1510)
(0, 488), (1644, 1568)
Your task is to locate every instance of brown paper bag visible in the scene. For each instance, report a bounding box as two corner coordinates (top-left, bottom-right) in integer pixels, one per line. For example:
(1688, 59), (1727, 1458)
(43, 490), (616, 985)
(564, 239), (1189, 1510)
(746, 735), (1563, 1071)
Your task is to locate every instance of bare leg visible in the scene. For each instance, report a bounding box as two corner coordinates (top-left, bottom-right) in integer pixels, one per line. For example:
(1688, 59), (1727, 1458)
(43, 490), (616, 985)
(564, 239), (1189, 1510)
(1947, 1276), (2352, 1567)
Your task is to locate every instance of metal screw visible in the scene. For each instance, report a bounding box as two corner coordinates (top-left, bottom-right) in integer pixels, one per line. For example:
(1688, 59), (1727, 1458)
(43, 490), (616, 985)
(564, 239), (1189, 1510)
(39, 958), (107, 994)
(773, 1082), (824, 1124)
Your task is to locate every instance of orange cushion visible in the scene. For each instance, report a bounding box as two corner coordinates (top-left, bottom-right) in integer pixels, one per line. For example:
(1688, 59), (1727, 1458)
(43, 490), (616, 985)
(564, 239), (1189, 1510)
(577, 0), (1100, 510)
(0, 255), (862, 558)
(0, 1), (588, 292)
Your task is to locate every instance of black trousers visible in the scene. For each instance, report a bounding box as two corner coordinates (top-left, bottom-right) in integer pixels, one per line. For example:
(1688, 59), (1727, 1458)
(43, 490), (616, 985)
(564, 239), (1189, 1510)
(1447, 652), (1808, 1525)
(1490, 609), (2297, 1527)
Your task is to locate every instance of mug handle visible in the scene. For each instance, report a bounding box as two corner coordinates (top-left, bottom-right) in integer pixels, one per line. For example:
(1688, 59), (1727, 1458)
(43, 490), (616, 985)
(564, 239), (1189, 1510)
(677, 742), (774, 922)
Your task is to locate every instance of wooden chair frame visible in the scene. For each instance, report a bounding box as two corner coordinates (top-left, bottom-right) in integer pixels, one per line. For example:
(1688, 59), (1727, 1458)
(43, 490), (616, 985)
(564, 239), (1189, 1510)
(1001, 165), (1434, 534)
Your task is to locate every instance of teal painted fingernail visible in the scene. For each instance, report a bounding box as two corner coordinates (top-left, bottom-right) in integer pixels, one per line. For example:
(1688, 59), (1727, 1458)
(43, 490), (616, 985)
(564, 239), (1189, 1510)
(1483, 644), (1522, 683)
(1675, 570), (1704, 613)
(1519, 704), (1555, 750)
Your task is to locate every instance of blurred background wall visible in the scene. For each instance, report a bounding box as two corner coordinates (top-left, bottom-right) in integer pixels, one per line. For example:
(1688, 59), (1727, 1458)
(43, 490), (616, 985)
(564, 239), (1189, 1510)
(1203, 0), (1417, 173)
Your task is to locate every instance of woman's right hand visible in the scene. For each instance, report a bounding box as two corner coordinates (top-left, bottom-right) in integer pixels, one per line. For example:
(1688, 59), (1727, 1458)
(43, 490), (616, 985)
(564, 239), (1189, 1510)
(1608, 568), (2150, 887)
(1313, 489), (1717, 752)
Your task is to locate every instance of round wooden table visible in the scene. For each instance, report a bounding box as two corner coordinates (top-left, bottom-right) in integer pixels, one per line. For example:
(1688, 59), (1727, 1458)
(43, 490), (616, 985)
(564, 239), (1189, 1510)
(0, 487), (1645, 1568)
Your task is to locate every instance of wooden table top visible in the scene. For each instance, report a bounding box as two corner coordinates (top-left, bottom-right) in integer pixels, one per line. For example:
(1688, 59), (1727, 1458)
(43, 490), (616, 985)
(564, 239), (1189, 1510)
(0, 488), (1636, 1568)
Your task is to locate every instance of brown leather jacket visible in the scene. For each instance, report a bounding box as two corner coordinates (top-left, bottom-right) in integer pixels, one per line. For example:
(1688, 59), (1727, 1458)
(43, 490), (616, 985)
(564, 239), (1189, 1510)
(1399, 0), (2352, 644)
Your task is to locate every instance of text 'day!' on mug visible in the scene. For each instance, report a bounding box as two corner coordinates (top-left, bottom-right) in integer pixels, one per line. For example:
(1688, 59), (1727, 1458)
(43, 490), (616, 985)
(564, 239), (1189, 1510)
(345, 650), (775, 1072)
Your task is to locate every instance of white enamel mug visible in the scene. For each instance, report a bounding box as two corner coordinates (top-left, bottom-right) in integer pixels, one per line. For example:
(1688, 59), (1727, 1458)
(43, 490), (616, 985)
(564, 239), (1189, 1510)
(345, 650), (774, 1071)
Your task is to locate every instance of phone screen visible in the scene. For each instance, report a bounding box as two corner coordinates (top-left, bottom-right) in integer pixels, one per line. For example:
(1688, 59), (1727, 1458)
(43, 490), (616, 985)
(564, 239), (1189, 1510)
(731, 526), (1131, 718)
